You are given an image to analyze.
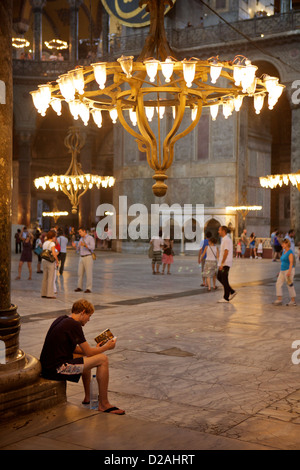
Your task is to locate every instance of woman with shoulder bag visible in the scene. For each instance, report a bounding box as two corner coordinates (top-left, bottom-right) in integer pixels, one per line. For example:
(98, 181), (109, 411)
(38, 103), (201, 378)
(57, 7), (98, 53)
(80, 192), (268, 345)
(41, 230), (59, 299)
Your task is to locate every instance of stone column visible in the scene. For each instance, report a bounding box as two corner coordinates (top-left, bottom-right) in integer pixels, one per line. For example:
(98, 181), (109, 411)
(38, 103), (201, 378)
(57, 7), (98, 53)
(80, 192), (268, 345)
(102, 8), (109, 57)
(68, 0), (83, 63)
(17, 131), (33, 226)
(0, 0), (20, 362)
(30, 0), (46, 61)
(290, 105), (300, 241)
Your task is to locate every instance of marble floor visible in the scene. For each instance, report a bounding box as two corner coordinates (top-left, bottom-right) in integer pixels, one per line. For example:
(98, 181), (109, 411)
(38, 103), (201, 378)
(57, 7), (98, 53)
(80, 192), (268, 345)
(1, 249), (300, 450)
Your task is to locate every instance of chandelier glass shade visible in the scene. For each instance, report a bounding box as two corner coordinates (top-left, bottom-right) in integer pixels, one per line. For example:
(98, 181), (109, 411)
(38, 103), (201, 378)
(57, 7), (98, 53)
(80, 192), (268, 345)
(30, 0), (285, 197)
(34, 127), (115, 214)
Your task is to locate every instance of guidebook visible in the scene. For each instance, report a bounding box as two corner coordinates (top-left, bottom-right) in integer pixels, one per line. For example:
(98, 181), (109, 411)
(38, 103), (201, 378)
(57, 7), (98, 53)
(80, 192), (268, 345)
(94, 328), (115, 346)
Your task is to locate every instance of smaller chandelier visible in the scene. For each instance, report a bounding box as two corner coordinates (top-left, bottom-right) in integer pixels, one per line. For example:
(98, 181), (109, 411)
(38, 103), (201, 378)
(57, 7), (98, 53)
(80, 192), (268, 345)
(34, 127), (115, 214)
(12, 37), (30, 48)
(44, 39), (68, 50)
(42, 211), (69, 223)
(227, 205), (262, 220)
(260, 172), (300, 191)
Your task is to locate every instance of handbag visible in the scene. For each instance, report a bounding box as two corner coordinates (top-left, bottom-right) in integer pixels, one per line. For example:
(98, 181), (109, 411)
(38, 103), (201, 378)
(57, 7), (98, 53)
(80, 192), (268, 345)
(34, 246), (43, 256)
(148, 244), (154, 259)
(41, 249), (55, 263)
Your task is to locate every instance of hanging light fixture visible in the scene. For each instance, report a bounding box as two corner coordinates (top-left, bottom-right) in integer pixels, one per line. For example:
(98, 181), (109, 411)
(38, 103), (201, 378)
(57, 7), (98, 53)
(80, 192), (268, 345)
(44, 39), (68, 50)
(260, 172), (300, 191)
(34, 127), (115, 214)
(30, 0), (284, 197)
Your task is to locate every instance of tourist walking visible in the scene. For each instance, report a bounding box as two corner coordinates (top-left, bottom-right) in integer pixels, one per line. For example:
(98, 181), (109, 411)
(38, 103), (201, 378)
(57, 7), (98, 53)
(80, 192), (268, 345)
(162, 238), (174, 274)
(57, 229), (69, 275)
(217, 226), (236, 303)
(73, 227), (95, 293)
(41, 230), (59, 298)
(273, 231), (282, 261)
(274, 238), (296, 306)
(200, 237), (219, 291)
(15, 229), (22, 254)
(240, 229), (248, 258)
(249, 233), (257, 258)
(150, 229), (164, 274)
(15, 232), (34, 280)
(198, 231), (211, 286)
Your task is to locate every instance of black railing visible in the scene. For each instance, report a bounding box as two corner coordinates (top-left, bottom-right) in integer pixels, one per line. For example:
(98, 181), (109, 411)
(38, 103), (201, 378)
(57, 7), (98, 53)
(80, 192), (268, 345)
(13, 10), (300, 78)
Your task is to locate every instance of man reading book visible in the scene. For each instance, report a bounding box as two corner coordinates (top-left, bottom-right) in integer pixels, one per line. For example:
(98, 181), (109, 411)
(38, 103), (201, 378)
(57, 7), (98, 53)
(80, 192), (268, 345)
(40, 298), (125, 415)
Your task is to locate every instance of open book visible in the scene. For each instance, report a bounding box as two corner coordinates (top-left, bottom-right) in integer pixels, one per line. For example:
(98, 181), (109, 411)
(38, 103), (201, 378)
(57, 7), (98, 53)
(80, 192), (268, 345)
(94, 328), (114, 346)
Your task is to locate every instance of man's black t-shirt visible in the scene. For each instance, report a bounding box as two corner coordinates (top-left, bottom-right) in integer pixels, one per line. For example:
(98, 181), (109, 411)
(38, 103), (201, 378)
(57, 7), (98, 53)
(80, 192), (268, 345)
(40, 315), (86, 377)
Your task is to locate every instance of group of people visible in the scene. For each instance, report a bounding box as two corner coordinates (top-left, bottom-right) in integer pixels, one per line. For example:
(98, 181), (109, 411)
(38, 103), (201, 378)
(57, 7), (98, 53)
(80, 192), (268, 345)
(150, 230), (174, 275)
(236, 229), (264, 259)
(14, 225), (96, 298)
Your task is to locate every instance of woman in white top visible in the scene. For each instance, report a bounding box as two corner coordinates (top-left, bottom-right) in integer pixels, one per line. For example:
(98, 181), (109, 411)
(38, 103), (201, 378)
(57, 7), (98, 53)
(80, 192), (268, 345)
(41, 230), (59, 299)
(200, 238), (219, 291)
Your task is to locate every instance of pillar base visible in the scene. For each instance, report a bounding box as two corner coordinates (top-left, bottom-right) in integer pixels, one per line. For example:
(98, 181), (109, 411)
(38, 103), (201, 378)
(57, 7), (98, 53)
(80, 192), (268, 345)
(0, 352), (66, 422)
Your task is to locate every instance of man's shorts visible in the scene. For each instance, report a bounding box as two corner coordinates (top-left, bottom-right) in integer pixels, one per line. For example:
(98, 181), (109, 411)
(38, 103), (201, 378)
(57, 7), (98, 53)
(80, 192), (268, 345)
(43, 357), (84, 383)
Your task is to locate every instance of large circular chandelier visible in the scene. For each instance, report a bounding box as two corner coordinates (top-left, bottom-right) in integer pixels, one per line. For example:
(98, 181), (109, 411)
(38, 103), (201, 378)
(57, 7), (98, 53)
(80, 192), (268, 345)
(34, 127), (115, 214)
(30, 0), (285, 197)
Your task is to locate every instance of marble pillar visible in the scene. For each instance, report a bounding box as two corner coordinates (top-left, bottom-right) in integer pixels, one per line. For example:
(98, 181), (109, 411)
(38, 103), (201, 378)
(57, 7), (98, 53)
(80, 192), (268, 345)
(30, 0), (46, 61)
(17, 131), (32, 226)
(68, 0), (83, 63)
(290, 105), (300, 241)
(0, 0), (20, 362)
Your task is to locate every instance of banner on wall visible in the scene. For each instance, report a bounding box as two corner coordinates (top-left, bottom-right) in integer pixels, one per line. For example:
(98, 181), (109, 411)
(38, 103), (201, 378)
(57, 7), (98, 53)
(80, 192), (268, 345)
(102, 0), (176, 28)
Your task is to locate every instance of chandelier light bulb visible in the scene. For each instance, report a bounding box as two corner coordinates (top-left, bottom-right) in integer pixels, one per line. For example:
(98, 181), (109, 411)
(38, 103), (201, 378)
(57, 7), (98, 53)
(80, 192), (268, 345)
(68, 99), (81, 120)
(92, 62), (107, 90)
(70, 68), (85, 95)
(50, 98), (62, 116)
(117, 55), (134, 78)
(254, 93), (265, 114)
(78, 102), (90, 126)
(129, 109), (137, 126)
(156, 106), (165, 119)
(58, 74), (75, 102)
(144, 59), (160, 82)
(182, 60), (196, 88)
(223, 100), (234, 119)
(233, 65), (244, 86)
(263, 75), (279, 94)
(161, 57), (174, 83)
(109, 108), (118, 124)
(210, 103), (219, 121)
(91, 108), (102, 128)
(191, 107), (198, 121)
(210, 63), (222, 84)
(234, 95), (243, 112)
(241, 61), (257, 93)
(145, 106), (155, 122)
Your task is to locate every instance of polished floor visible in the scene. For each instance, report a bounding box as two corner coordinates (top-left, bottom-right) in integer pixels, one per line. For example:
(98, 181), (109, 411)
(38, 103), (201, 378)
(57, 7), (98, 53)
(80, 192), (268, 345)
(1, 248), (300, 450)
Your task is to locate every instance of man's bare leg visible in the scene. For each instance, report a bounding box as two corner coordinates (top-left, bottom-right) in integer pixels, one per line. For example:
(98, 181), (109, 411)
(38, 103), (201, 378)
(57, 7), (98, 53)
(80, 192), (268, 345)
(83, 354), (125, 414)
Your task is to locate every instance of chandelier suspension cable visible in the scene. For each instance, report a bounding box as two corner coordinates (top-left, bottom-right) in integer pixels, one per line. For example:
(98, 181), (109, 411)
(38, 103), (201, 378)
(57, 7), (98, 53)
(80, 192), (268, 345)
(196, 0), (300, 75)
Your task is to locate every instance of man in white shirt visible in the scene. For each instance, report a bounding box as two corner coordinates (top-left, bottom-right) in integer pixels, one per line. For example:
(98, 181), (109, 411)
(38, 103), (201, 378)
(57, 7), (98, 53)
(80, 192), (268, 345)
(217, 225), (236, 303)
(73, 227), (95, 293)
